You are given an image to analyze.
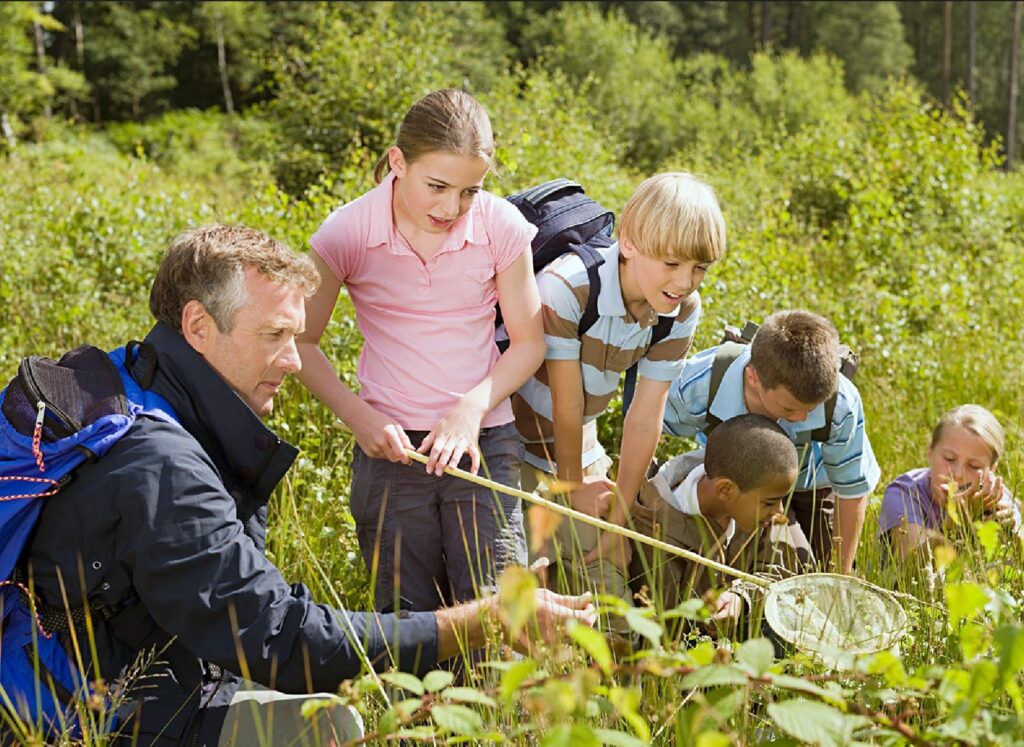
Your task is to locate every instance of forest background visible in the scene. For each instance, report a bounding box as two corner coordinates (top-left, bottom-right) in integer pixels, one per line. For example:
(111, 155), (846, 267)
(4, 1), (1024, 744)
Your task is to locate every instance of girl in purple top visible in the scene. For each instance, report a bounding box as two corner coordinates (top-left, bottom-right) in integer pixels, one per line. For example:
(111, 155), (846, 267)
(879, 404), (1020, 560)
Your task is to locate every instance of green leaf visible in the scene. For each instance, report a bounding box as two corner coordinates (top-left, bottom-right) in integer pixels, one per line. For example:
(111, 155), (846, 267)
(768, 699), (870, 747)
(500, 658), (537, 702)
(498, 565), (538, 641)
(609, 686), (651, 743)
(681, 665), (750, 689)
(299, 697), (337, 720)
(379, 671), (424, 696)
(443, 687), (498, 708)
(695, 732), (733, 747)
(736, 637), (775, 676)
(431, 704), (484, 735)
(977, 520), (1000, 561)
(422, 670), (455, 693)
(665, 598), (708, 620)
(624, 607), (663, 647)
(997, 625), (1024, 687)
(569, 619), (613, 676)
(770, 675), (847, 706)
(541, 724), (599, 747)
(946, 582), (989, 627)
(593, 728), (649, 747)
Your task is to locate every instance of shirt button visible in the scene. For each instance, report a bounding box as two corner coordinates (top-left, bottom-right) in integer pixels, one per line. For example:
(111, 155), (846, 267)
(254, 434), (272, 451)
(235, 466), (255, 482)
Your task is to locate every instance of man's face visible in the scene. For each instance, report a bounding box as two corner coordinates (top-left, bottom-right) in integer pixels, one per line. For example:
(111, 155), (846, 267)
(728, 469), (797, 533)
(745, 367), (820, 423)
(195, 267), (305, 417)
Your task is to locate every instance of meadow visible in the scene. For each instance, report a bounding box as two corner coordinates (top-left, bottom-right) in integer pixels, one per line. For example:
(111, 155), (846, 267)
(4, 13), (1024, 744)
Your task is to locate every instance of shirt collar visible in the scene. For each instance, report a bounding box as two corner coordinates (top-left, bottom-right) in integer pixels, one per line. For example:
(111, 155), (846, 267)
(367, 171), (486, 255)
(596, 242), (659, 327)
(672, 463), (736, 542)
(707, 345), (827, 438)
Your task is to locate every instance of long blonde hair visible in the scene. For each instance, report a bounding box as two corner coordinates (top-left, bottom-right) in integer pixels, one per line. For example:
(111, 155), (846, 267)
(374, 89), (495, 183)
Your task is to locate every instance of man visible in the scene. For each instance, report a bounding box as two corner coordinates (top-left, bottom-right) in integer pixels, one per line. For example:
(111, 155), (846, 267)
(18, 225), (594, 746)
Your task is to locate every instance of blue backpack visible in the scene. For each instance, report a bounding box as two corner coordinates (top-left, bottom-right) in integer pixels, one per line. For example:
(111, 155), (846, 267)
(501, 179), (674, 412)
(0, 343), (178, 737)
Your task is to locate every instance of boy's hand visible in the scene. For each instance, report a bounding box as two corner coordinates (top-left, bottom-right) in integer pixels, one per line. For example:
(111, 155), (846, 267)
(418, 397), (486, 476)
(707, 591), (744, 635)
(567, 476), (617, 517)
(503, 590), (598, 654)
(583, 527), (632, 571)
(352, 405), (413, 464)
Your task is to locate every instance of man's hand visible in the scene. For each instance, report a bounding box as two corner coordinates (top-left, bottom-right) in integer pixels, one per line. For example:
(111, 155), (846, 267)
(583, 527), (632, 571)
(507, 589), (597, 654)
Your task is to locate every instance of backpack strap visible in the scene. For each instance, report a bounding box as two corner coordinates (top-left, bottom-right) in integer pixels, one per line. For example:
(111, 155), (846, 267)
(811, 390), (839, 444)
(621, 314), (678, 416)
(703, 341), (748, 435)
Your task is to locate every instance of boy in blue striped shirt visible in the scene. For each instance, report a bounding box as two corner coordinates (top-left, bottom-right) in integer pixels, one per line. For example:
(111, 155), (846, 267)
(662, 310), (880, 574)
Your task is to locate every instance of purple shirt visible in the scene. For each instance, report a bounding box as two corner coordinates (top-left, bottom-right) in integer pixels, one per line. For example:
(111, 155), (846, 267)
(878, 468), (942, 535)
(879, 467), (1021, 535)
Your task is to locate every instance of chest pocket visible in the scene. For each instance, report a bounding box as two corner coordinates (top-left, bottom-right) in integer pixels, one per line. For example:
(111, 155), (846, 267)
(462, 265), (496, 307)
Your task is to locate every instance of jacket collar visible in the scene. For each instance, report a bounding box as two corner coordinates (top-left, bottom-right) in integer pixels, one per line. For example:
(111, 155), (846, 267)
(130, 322), (298, 502)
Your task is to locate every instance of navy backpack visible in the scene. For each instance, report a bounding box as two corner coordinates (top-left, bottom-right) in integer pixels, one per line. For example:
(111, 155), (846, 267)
(0, 343), (177, 737)
(501, 179), (674, 412)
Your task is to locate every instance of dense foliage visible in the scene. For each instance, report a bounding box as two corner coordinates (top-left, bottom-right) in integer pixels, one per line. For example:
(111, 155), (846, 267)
(3, 2), (1024, 744)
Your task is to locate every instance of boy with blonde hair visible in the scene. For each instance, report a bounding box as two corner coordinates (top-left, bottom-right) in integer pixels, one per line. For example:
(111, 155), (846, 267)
(663, 310), (880, 574)
(514, 172), (727, 605)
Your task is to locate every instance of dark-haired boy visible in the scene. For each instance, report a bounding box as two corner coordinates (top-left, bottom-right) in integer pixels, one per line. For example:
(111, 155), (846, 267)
(662, 310), (880, 573)
(628, 414), (811, 631)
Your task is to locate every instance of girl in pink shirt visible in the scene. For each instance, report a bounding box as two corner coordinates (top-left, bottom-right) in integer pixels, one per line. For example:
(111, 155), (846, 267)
(297, 89), (545, 614)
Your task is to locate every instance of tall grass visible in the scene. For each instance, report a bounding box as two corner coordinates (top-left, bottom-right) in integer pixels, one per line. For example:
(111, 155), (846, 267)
(4, 72), (1024, 742)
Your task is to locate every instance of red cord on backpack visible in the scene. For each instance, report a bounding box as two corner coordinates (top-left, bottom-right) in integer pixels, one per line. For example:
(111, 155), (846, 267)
(0, 475), (61, 501)
(32, 400), (46, 472)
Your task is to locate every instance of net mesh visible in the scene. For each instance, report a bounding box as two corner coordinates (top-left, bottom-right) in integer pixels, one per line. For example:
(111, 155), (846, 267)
(763, 573), (908, 661)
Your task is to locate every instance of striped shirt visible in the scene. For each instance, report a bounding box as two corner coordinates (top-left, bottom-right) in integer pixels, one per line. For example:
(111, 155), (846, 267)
(662, 345), (880, 498)
(513, 241), (701, 471)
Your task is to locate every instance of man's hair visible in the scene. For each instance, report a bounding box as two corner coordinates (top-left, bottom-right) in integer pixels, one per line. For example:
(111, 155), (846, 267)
(749, 310), (840, 404)
(930, 404), (1005, 465)
(149, 225), (320, 333)
(618, 172), (726, 263)
(704, 414), (797, 493)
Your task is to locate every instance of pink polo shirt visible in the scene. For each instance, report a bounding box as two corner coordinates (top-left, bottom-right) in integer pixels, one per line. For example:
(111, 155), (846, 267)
(310, 173), (537, 431)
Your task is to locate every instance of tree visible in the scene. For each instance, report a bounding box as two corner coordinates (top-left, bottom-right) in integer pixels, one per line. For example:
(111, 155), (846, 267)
(0, 4), (87, 144)
(74, 1), (196, 120)
(812, 2), (913, 94)
(1008, 0), (1021, 170)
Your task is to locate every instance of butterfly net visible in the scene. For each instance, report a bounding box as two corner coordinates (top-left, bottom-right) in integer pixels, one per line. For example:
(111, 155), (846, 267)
(763, 572), (908, 662)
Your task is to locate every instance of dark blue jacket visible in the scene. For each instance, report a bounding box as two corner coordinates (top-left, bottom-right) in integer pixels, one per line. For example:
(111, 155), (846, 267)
(26, 322), (438, 745)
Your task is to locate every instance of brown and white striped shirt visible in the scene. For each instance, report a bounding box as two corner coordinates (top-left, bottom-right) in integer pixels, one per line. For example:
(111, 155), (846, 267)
(513, 241), (701, 471)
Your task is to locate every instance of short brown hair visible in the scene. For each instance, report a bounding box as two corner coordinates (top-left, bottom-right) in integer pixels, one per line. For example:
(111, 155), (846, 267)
(705, 414), (797, 492)
(930, 404), (1005, 465)
(618, 172), (726, 263)
(149, 225), (319, 333)
(749, 310), (840, 404)
(374, 88), (495, 183)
